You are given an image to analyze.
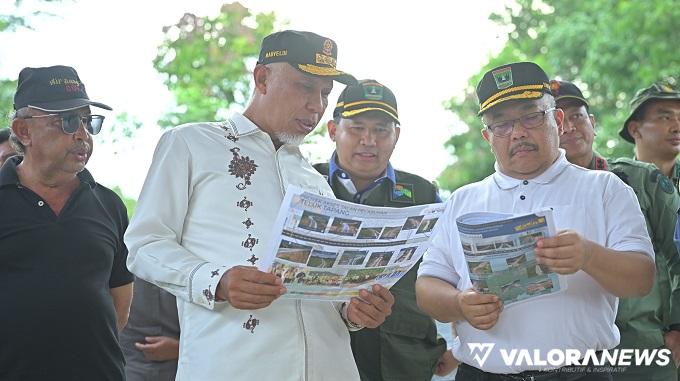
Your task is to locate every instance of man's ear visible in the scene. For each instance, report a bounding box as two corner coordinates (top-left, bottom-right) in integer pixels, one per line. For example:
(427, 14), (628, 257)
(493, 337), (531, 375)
(11, 117), (30, 148)
(481, 128), (491, 143)
(553, 107), (565, 135)
(627, 121), (641, 140)
(394, 126), (401, 144)
(252, 64), (269, 95)
(589, 113), (597, 135)
(327, 120), (338, 141)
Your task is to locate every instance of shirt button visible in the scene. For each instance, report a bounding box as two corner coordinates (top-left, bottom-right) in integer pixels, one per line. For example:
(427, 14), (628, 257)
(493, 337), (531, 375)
(520, 195), (526, 200)
(38, 200), (45, 207)
(523, 180), (529, 185)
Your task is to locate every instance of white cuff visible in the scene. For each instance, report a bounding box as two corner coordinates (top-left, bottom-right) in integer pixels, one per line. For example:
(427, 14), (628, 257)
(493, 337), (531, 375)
(189, 262), (228, 310)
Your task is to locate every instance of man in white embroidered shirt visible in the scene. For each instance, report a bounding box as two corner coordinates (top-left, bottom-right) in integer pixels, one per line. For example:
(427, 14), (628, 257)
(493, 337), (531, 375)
(125, 30), (394, 381)
(415, 62), (655, 381)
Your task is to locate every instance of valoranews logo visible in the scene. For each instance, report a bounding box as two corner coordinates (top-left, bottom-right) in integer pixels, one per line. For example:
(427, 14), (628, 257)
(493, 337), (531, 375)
(467, 343), (671, 367)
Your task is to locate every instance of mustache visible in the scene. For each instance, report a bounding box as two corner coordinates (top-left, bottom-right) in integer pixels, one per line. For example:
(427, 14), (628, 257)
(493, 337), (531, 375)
(68, 143), (91, 154)
(510, 142), (538, 156)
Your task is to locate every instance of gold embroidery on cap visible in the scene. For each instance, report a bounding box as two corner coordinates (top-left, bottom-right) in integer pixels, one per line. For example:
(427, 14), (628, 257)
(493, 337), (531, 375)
(480, 91), (545, 113)
(322, 39), (333, 56)
(264, 50), (288, 58)
(298, 64), (344, 76)
(315, 53), (337, 67)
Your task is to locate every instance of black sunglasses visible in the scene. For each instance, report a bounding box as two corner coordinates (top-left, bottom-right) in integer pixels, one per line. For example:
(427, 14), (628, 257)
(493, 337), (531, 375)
(21, 113), (105, 135)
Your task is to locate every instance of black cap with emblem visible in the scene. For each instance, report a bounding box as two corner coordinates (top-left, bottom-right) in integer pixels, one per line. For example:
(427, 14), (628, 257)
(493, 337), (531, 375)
(13, 65), (112, 112)
(333, 79), (399, 124)
(257, 30), (356, 85)
(476, 62), (551, 115)
(550, 80), (588, 108)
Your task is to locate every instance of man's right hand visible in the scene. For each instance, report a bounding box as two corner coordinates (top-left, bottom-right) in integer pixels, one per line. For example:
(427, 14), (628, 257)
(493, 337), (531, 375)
(216, 266), (286, 309)
(456, 288), (503, 330)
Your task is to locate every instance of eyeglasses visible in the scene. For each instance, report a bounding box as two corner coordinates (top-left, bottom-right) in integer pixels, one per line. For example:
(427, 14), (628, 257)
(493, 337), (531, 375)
(21, 113), (105, 135)
(485, 108), (556, 138)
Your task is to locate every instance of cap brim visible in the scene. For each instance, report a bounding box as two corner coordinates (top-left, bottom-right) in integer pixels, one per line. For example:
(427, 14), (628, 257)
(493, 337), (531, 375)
(341, 107), (400, 125)
(619, 121), (635, 143)
(555, 95), (589, 108)
(28, 98), (112, 113)
(478, 90), (545, 115)
(295, 64), (357, 85)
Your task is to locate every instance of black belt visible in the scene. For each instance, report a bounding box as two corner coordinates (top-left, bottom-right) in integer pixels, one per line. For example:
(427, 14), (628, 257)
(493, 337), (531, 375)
(458, 361), (606, 381)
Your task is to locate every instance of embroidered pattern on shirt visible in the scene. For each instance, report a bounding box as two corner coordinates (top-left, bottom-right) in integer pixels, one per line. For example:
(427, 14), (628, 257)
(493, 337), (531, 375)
(236, 196), (254, 211)
(220, 119), (240, 142)
(242, 218), (254, 229)
(211, 269), (220, 278)
(203, 285), (215, 302)
(243, 315), (260, 333)
(242, 234), (259, 251)
(247, 254), (259, 265)
(228, 147), (258, 190)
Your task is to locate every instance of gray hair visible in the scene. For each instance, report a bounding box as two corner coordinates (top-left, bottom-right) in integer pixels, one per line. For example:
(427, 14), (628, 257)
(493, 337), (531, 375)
(9, 108), (29, 155)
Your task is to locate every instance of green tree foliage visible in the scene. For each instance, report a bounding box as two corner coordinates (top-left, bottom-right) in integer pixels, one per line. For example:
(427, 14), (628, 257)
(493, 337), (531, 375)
(0, 79), (16, 125)
(112, 186), (137, 219)
(154, 2), (275, 128)
(0, 0), (61, 124)
(439, 0), (680, 191)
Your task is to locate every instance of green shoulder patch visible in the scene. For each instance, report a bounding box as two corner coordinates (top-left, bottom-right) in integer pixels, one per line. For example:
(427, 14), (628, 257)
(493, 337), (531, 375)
(651, 169), (675, 194)
(391, 183), (415, 203)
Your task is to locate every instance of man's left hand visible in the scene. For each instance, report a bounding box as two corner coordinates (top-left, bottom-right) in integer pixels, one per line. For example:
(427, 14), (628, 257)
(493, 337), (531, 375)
(346, 284), (394, 328)
(535, 230), (593, 275)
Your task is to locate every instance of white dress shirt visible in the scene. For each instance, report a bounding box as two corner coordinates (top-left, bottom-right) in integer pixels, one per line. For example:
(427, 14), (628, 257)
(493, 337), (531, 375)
(125, 113), (360, 381)
(418, 150), (654, 374)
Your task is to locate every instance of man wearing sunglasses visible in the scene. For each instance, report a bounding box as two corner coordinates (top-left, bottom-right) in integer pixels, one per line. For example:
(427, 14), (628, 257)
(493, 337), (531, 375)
(416, 62), (655, 381)
(555, 79), (680, 381)
(0, 65), (133, 381)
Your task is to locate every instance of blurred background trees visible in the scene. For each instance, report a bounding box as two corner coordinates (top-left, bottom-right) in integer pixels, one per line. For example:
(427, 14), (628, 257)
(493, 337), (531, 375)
(153, 2), (275, 128)
(438, 0), (680, 191)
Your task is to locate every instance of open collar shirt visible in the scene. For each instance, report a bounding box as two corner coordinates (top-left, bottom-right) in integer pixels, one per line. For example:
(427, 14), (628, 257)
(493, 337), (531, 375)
(418, 149), (653, 374)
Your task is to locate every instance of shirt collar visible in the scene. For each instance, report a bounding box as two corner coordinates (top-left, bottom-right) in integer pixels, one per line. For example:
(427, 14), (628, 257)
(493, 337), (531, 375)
(328, 151), (396, 185)
(229, 112), (261, 136)
(0, 156), (96, 188)
(492, 149), (570, 190)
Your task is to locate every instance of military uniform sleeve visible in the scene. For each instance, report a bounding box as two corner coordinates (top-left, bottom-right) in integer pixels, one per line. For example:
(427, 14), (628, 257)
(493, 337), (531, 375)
(602, 174), (655, 257)
(124, 129), (227, 310)
(650, 178), (680, 326)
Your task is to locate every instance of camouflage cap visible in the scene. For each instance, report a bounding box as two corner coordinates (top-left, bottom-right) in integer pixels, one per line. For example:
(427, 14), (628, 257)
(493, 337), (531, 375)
(620, 80), (680, 143)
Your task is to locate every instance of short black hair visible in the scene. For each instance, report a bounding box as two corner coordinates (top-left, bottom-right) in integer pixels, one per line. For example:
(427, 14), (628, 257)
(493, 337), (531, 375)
(0, 128), (10, 144)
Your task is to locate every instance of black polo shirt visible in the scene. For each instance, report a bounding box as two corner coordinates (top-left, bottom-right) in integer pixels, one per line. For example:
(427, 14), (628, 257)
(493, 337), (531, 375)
(0, 156), (133, 381)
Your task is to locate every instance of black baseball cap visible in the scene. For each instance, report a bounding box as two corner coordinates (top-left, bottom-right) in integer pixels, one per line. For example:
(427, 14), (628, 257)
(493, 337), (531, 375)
(550, 80), (588, 108)
(476, 62), (551, 115)
(333, 79), (399, 124)
(13, 65), (112, 112)
(257, 30), (356, 85)
(620, 81), (680, 143)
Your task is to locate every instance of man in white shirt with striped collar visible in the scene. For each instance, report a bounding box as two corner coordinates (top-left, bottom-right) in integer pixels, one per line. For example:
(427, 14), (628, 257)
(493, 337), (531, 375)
(416, 62), (655, 381)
